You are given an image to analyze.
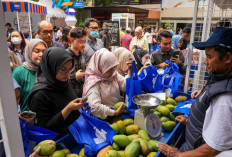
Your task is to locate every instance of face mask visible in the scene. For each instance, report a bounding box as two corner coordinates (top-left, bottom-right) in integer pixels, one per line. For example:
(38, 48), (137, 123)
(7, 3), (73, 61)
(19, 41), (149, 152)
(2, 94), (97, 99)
(142, 59), (151, 65)
(11, 37), (22, 45)
(90, 31), (99, 38)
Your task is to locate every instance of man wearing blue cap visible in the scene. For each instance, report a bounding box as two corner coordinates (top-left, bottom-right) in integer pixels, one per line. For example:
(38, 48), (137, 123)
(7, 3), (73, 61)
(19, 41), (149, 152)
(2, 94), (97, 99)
(157, 27), (232, 157)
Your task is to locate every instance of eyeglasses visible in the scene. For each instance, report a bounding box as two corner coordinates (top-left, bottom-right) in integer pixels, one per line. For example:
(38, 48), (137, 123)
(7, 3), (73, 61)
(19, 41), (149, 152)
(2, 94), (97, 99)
(88, 27), (99, 30)
(40, 30), (53, 35)
(59, 67), (74, 75)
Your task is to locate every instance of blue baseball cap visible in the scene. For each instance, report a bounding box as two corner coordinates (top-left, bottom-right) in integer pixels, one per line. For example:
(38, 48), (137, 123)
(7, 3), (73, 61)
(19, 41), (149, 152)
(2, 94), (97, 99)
(192, 27), (232, 50)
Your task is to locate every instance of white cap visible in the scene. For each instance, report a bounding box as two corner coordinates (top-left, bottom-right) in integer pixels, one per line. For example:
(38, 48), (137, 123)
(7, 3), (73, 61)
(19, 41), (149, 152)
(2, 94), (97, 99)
(126, 28), (131, 32)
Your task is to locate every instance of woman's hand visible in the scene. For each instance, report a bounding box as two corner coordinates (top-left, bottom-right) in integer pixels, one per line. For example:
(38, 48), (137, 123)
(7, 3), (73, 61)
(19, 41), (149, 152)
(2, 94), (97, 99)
(18, 114), (35, 125)
(75, 69), (85, 79)
(29, 146), (50, 157)
(67, 98), (84, 111)
(114, 103), (125, 116)
(126, 58), (133, 77)
(191, 90), (201, 98)
(138, 62), (150, 74)
(175, 115), (188, 126)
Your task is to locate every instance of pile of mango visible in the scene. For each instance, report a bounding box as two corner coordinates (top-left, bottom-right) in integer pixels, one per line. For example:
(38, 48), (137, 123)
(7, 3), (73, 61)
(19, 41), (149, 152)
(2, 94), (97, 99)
(33, 140), (86, 157)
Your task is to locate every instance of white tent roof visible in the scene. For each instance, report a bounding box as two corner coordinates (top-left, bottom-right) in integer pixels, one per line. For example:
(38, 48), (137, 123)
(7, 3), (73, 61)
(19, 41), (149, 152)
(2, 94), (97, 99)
(38, 0), (66, 19)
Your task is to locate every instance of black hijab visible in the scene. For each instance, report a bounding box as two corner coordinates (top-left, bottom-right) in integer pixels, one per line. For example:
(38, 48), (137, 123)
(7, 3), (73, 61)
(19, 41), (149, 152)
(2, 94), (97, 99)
(133, 49), (149, 70)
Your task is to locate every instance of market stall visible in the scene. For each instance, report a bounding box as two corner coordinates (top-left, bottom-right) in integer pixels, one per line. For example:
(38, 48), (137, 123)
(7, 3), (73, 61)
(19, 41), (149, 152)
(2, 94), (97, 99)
(1, 0), (47, 38)
(112, 13), (135, 30)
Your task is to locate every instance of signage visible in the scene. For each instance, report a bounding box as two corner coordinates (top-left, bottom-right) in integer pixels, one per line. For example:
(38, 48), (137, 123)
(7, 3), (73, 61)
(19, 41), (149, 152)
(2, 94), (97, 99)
(52, 0), (84, 9)
(103, 21), (120, 46)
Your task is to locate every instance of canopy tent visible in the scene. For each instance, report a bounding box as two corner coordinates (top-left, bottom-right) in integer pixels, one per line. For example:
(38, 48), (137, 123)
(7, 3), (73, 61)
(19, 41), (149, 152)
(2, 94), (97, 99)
(1, 0), (47, 38)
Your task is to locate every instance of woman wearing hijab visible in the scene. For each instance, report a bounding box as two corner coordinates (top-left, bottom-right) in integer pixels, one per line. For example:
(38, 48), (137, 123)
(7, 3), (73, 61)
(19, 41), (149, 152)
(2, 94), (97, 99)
(83, 48), (132, 119)
(113, 47), (135, 76)
(129, 26), (149, 52)
(172, 35), (183, 49)
(133, 49), (151, 74)
(12, 39), (47, 112)
(28, 48), (84, 136)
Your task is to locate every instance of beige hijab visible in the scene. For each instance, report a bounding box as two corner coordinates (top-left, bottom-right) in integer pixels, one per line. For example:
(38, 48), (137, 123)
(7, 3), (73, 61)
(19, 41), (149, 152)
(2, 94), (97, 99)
(135, 26), (143, 39)
(23, 39), (47, 72)
(113, 47), (135, 76)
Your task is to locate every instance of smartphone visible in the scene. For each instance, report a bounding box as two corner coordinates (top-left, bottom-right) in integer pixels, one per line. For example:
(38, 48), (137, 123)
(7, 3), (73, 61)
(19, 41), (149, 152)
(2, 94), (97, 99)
(80, 92), (92, 103)
(20, 111), (36, 117)
(172, 51), (179, 58)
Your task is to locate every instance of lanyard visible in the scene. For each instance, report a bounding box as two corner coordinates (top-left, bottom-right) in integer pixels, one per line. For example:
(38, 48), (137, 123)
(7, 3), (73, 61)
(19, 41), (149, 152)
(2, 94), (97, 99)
(88, 40), (98, 52)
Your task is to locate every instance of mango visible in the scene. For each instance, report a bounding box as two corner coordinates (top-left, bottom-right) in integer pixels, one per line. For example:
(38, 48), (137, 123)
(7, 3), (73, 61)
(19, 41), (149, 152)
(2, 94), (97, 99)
(116, 120), (126, 135)
(160, 116), (170, 123)
(118, 151), (125, 157)
(166, 98), (177, 106)
(61, 149), (70, 156)
(127, 136), (134, 142)
(165, 104), (175, 112)
(123, 119), (134, 127)
(145, 141), (153, 152)
(110, 123), (119, 134)
(124, 139), (140, 157)
(114, 102), (126, 110)
(138, 138), (149, 156)
(68, 154), (79, 157)
(137, 155), (143, 157)
(175, 96), (187, 103)
(168, 113), (176, 121)
(138, 130), (150, 141)
(160, 100), (166, 106)
(162, 121), (176, 131)
(146, 152), (157, 157)
(97, 146), (113, 157)
(154, 111), (161, 118)
(128, 134), (140, 140)
(148, 140), (160, 152)
(79, 148), (86, 157)
(105, 150), (121, 157)
(113, 135), (131, 148)
(157, 106), (170, 117)
(125, 125), (140, 135)
(34, 140), (56, 156)
(111, 116), (122, 123)
(112, 142), (120, 151)
(52, 150), (66, 157)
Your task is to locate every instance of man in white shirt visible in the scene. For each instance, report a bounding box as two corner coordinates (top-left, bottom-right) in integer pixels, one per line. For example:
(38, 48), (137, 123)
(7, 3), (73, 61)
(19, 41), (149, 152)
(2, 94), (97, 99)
(157, 27), (232, 157)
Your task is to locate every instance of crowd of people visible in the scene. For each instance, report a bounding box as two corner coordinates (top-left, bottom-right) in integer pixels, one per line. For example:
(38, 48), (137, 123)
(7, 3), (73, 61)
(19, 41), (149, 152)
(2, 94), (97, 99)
(2, 17), (232, 157)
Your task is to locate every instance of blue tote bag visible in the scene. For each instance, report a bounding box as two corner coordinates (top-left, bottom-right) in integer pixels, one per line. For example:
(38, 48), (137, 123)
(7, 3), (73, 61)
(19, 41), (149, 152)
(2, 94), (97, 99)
(172, 99), (195, 115)
(125, 60), (143, 117)
(138, 65), (158, 93)
(162, 60), (182, 98)
(68, 106), (116, 157)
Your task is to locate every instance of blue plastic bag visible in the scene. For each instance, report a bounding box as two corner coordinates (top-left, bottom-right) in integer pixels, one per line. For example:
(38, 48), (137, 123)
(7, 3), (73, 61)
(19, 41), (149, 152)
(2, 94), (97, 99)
(154, 43), (161, 51)
(172, 99), (195, 115)
(20, 119), (30, 157)
(138, 65), (158, 93)
(162, 60), (182, 98)
(125, 60), (143, 117)
(68, 106), (116, 157)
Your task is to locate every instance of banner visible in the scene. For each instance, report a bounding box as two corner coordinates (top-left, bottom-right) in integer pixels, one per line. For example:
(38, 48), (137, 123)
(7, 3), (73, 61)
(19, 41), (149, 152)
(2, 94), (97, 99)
(162, 0), (196, 8)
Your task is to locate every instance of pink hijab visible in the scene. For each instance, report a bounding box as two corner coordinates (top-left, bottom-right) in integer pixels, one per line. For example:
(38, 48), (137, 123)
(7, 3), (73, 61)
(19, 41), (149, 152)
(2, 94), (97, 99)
(83, 48), (119, 96)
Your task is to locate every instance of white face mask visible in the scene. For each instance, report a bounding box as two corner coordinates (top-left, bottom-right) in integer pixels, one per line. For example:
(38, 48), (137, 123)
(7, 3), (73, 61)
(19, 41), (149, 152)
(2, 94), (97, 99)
(142, 59), (151, 65)
(11, 37), (22, 45)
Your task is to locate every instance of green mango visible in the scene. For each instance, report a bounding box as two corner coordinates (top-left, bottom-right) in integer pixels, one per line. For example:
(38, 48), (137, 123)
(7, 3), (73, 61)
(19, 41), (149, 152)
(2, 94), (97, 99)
(138, 138), (149, 156)
(148, 140), (160, 152)
(123, 119), (134, 127)
(145, 141), (153, 152)
(157, 106), (170, 117)
(138, 130), (150, 141)
(114, 102), (126, 110)
(113, 135), (131, 148)
(160, 116), (170, 123)
(61, 149), (71, 156)
(165, 104), (175, 112)
(112, 142), (120, 151)
(34, 140), (56, 156)
(118, 151), (125, 157)
(162, 121), (176, 131)
(168, 113), (176, 121)
(154, 111), (161, 118)
(146, 152), (157, 157)
(110, 123), (119, 134)
(116, 120), (126, 135)
(68, 154), (79, 157)
(52, 150), (66, 157)
(124, 139), (140, 157)
(175, 96), (187, 103)
(160, 100), (166, 106)
(128, 134), (140, 140)
(166, 98), (177, 106)
(125, 125), (140, 135)
(105, 150), (121, 157)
